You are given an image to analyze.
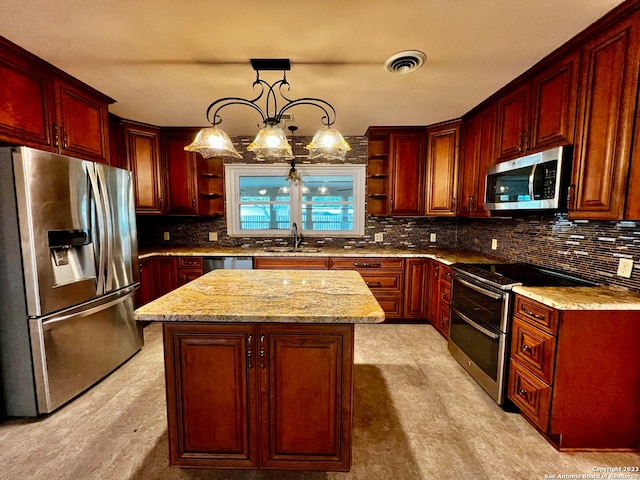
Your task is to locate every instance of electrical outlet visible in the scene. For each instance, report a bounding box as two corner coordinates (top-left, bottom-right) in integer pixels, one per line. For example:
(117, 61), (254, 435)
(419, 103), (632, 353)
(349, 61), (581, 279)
(374, 232), (384, 242)
(617, 258), (634, 278)
(208, 232), (218, 242)
(163, 231), (170, 241)
(430, 233), (437, 243)
(491, 238), (498, 250)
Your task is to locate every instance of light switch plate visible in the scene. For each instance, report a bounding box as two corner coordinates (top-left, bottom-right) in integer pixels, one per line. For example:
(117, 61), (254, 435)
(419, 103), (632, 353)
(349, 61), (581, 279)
(430, 233), (437, 242)
(374, 233), (384, 242)
(163, 231), (170, 241)
(617, 258), (634, 278)
(491, 238), (498, 250)
(208, 232), (218, 242)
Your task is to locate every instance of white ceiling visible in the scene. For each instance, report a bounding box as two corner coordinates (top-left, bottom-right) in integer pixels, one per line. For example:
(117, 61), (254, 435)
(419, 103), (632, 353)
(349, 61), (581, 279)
(1, 0), (625, 136)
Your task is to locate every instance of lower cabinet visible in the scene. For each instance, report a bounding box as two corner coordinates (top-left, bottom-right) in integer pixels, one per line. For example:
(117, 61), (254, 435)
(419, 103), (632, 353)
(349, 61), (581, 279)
(427, 260), (452, 338)
(177, 257), (204, 286)
(508, 294), (640, 450)
(163, 322), (354, 471)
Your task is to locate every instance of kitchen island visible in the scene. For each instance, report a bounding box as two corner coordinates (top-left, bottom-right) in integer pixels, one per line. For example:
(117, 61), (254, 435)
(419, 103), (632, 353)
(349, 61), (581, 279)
(134, 269), (384, 471)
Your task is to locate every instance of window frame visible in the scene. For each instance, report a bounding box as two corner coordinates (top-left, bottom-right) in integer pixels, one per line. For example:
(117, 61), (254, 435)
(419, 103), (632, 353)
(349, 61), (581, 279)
(225, 164), (366, 237)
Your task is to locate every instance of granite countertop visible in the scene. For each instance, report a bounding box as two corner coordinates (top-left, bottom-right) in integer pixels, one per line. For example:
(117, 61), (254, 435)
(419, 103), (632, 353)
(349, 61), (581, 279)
(138, 246), (497, 265)
(513, 285), (640, 310)
(133, 269), (386, 324)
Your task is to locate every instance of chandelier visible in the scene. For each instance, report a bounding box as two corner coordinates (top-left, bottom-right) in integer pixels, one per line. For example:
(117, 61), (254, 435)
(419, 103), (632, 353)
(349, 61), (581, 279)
(185, 58), (351, 161)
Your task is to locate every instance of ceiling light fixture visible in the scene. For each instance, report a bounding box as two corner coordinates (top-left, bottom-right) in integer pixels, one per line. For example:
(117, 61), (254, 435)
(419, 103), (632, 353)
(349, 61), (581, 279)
(185, 58), (351, 161)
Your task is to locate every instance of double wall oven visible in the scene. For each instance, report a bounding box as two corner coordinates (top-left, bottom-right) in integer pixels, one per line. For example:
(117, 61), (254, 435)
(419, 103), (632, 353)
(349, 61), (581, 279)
(448, 263), (596, 405)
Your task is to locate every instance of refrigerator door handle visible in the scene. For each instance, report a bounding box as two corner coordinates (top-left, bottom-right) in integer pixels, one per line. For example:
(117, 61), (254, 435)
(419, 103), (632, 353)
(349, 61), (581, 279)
(96, 166), (114, 291)
(87, 165), (106, 295)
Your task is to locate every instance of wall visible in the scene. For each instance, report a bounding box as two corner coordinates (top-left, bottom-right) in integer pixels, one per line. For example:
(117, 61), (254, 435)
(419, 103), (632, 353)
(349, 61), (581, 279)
(457, 214), (640, 291)
(138, 135), (640, 292)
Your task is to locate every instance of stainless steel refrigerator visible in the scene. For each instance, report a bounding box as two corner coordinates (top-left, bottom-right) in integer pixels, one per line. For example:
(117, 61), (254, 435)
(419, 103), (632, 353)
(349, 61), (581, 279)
(0, 146), (143, 417)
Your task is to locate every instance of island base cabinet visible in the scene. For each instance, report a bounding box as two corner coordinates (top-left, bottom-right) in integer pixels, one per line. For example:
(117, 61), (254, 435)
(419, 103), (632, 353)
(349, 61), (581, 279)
(163, 322), (354, 471)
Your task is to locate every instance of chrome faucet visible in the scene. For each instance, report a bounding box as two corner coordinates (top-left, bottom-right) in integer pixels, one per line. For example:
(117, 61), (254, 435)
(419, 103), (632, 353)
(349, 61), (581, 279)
(291, 222), (302, 248)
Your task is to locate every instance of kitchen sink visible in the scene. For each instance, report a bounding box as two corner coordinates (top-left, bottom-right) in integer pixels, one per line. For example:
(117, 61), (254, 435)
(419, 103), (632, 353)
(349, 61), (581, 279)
(263, 247), (320, 253)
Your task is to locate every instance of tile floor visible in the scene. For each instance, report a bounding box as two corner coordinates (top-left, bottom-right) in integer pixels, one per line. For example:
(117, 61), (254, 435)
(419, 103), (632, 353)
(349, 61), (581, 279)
(0, 322), (637, 480)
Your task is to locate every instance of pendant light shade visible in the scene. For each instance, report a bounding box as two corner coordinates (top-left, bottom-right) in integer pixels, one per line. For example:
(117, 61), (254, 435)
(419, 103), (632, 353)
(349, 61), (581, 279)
(306, 127), (351, 160)
(247, 124), (294, 160)
(184, 126), (242, 159)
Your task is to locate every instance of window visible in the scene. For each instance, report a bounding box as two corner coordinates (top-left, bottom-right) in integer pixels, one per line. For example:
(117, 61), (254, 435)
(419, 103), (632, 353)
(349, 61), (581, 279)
(225, 164), (365, 237)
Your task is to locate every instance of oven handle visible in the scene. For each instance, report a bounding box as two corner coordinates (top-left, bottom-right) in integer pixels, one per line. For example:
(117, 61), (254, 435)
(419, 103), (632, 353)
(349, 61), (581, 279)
(451, 306), (500, 340)
(454, 276), (503, 300)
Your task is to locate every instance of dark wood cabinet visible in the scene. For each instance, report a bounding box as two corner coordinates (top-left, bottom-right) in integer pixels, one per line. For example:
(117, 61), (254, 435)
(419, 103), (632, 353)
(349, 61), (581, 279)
(253, 256), (329, 269)
(365, 127), (426, 216)
(427, 260), (451, 338)
(495, 49), (579, 162)
(161, 128), (199, 216)
(53, 78), (110, 163)
(330, 257), (405, 320)
(197, 156), (225, 216)
(496, 84), (529, 161)
(163, 322), (353, 470)
(425, 121), (460, 216)
(403, 259), (429, 320)
(458, 105), (496, 217)
(136, 257), (154, 307)
(177, 257), (203, 286)
(124, 121), (163, 214)
(508, 294), (640, 450)
(0, 36), (112, 164)
(570, 11), (640, 220)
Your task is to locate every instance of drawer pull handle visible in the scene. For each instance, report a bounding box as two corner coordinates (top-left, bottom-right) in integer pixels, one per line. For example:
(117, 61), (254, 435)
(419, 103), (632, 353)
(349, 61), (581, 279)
(260, 334), (266, 369)
(521, 306), (546, 321)
(353, 262), (382, 268)
(247, 334), (253, 369)
(518, 388), (528, 397)
(522, 344), (532, 353)
(366, 281), (382, 288)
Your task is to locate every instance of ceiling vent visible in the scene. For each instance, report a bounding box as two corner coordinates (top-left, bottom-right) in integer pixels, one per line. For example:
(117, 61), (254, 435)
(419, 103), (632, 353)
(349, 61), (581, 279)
(384, 50), (426, 74)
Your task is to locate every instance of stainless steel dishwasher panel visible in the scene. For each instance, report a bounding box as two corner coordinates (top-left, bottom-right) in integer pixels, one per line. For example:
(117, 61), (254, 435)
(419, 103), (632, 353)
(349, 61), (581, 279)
(203, 257), (253, 272)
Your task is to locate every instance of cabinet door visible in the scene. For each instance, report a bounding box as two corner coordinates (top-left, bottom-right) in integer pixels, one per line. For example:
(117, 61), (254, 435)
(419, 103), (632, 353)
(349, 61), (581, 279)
(426, 260), (440, 325)
(529, 49), (580, 151)
(496, 84), (529, 161)
(458, 118), (478, 217)
(626, 110), (640, 219)
(389, 131), (426, 215)
(0, 43), (55, 149)
(571, 13), (639, 220)
(135, 257), (155, 307)
(426, 122), (460, 216)
(404, 259), (428, 319)
(163, 323), (259, 468)
(162, 130), (199, 215)
(474, 106), (496, 215)
(259, 324), (353, 471)
(54, 79), (110, 163)
(154, 256), (177, 297)
(125, 123), (164, 214)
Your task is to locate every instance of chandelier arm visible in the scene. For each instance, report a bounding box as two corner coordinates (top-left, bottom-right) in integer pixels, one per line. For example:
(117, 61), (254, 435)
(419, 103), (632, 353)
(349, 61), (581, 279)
(206, 97), (267, 126)
(277, 98), (337, 127)
(262, 77), (289, 122)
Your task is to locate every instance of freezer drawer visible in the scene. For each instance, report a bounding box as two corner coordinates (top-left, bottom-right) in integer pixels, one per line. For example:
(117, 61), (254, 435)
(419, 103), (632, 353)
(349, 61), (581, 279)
(29, 287), (142, 414)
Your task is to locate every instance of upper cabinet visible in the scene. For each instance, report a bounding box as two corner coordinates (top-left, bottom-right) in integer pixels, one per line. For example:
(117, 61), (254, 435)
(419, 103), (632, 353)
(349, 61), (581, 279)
(123, 121), (164, 215)
(569, 10), (640, 220)
(425, 121), (460, 216)
(0, 36), (112, 164)
(161, 128), (199, 216)
(495, 49), (580, 162)
(458, 105), (496, 217)
(365, 127), (426, 216)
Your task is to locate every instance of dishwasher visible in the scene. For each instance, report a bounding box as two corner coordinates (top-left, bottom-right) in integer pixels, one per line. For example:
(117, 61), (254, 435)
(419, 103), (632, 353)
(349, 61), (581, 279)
(203, 257), (253, 272)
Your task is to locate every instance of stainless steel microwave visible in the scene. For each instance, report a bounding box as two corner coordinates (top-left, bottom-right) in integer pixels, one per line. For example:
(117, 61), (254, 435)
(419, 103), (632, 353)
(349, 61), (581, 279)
(485, 146), (572, 211)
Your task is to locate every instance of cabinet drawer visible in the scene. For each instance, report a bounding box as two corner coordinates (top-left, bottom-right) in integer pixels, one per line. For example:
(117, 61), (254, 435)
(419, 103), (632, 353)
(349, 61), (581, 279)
(254, 257), (329, 270)
(178, 256), (203, 268)
(359, 272), (403, 294)
(437, 304), (450, 338)
(440, 281), (451, 305)
(514, 295), (558, 334)
(511, 317), (556, 384)
(373, 295), (403, 318)
(508, 361), (552, 431)
(329, 257), (404, 271)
